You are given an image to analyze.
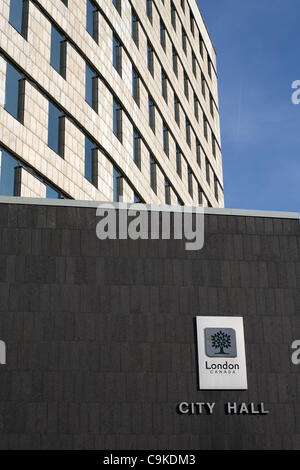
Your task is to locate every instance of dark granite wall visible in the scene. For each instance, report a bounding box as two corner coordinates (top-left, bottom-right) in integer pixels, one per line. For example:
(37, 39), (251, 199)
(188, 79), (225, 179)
(0, 202), (299, 449)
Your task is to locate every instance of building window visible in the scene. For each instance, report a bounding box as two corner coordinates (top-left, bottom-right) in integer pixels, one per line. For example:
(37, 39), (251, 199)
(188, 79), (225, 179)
(131, 8), (139, 47)
(4, 62), (24, 122)
(161, 69), (168, 103)
(196, 139), (201, 167)
(113, 98), (122, 142)
(50, 24), (66, 77)
(147, 41), (154, 76)
(203, 114), (208, 141)
(174, 94), (180, 126)
(172, 46), (178, 77)
(85, 136), (97, 187)
(194, 93), (199, 122)
(181, 0), (185, 12)
(210, 92), (214, 118)
(60, 0), (68, 6)
(0, 149), (17, 196)
(192, 52), (197, 77)
(170, 2), (176, 31)
(198, 184), (203, 205)
(134, 193), (141, 203)
(190, 11), (195, 36)
(150, 154), (157, 193)
(208, 57), (212, 79)
(186, 118), (191, 147)
(188, 166), (193, 197)
(146, 0), (153, 23)
(176, 146), (182, 178)
(163, 122), (169, 156)
(214, 175), (219, 202)
(201, 72), (206, 98)
(206, 158), (210, 185)
(199, 33), (204, 58)
(165, 178), (171, 205)
(133, 127), (141, 169)
(46, 185), (65, 199)
(148, 96), (155, 133)
(112, 0), (121, 15)
(113, 167), (122, 202)
(184, 71), (189, 100)
(182, 27), (187, 55)
(132, 66), (140, 106)
(48, 101), (64, 157)
(86, 0), (98, 41)
(85, 63), (98, 112)
(113, 34), (122, 76)
(160, 19), (166, 52)
(0, 148), (68, 199)
(212, 134), (216, 158)
(9, 0), (27, 37)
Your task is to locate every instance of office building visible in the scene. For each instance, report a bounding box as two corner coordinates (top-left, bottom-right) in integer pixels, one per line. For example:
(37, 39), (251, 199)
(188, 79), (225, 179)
(0, 0), (223, 206)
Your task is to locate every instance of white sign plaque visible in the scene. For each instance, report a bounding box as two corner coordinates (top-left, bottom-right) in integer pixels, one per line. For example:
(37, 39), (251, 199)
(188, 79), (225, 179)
(196, 316), (248, 390)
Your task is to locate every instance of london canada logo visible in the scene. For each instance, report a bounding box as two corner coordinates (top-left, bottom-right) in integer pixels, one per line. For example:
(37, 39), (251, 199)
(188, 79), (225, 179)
(205, 328), (237, 358)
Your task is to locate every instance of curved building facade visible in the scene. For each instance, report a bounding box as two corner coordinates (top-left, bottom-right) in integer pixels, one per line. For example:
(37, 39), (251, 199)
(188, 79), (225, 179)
(0, 0), (223, 206)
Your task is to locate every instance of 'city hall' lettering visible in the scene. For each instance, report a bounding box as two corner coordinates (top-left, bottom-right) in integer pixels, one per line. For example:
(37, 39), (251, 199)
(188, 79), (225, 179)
(178, 402), (270, 416)
(178, 402), (216, 415)
(226, 402), (269, 415)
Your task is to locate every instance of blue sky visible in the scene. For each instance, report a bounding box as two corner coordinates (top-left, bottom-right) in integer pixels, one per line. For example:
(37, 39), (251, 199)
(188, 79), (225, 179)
(198, 0), (300, 212)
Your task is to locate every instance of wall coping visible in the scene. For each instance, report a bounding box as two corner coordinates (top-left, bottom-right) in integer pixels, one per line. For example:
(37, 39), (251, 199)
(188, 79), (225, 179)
(0, 196), (298, 220)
